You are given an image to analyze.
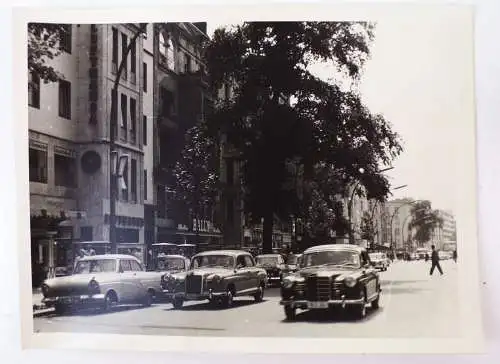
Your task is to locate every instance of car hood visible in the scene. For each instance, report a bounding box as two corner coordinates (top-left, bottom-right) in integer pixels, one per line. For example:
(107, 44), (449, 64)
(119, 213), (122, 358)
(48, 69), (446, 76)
(44, 273), (117, 288)
(170, 267), (234, 280)
(292, 266), (363, 281)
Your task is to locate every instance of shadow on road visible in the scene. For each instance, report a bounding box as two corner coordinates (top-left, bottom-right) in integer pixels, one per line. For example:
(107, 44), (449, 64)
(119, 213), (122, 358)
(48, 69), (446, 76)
(33, 304), (152, 318)
(164, 299), (268, 312)
(380, 280), (427, 286)
(385, 287), (430, 295)
(281, 306), (384, 324)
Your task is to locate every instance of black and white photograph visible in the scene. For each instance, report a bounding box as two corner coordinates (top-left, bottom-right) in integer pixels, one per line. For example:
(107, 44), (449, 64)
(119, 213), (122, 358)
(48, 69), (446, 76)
(12, 2), (483, 354)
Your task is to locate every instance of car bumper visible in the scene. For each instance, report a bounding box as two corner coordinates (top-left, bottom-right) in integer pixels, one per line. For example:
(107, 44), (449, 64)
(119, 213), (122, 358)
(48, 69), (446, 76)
(162, 289), (227, 301)
(42, 294), (106, 307)
(280, 296), (365, 309)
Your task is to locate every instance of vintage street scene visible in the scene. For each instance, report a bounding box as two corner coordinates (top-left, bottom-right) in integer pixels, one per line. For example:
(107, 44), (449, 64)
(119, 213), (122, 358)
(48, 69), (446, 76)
(28, 21), (461, 338)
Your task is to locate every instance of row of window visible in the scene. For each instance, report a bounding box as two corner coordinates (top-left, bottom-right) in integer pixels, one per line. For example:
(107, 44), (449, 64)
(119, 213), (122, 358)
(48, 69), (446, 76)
(112, 27), (148, 90)
(29, 75), (72, 120)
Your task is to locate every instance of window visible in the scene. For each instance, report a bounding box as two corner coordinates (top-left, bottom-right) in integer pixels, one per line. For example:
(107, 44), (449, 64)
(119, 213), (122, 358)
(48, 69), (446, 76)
(143, 62), (147, 92)
(226, 159), (234, 186)
(29, 148), (47, 183)
(130, 98), (136, 144)
(236, 255), (246, 268)
(120, 93), (127, 138)
(59, 25), (72, 53)
(130, 260), (142, 272)
(119, 259), (131, 272)
(80, 226), (93, 241)
(184, 53), (191, 73)
(121, 33), (128, 79)
(121, 162), (128, 201)
(244, 255), (254, 267)
(54, 154), (77, 188)
(28, 72), (40, 108)
(160, 88), (175, 117)
(166, 38), (175, 70)
(144, 169), (148, 201)
(143, 115), (147, 145)
(159, 33), (168, 57)
(58, 79), (71, 119)
(130, 40), (136, 80)
(112, 27), (118, 73)
(226, 197), (234, 225)
(111, 90), (118, 138)
(131, 158), (137, 203)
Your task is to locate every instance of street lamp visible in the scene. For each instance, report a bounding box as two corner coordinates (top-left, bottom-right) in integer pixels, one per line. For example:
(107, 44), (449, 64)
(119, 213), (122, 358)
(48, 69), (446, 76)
(109, 23), (148, 254)
(347, 166), (394, 244)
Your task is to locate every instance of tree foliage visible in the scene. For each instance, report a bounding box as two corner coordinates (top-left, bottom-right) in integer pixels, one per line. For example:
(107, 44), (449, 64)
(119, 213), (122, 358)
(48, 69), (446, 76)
(172, 121), (220, 227)
(360, 211), (375, 244)
(205, 22), (403, 252)
(28, 23), (67, 84)
(409, 201), (444, 245)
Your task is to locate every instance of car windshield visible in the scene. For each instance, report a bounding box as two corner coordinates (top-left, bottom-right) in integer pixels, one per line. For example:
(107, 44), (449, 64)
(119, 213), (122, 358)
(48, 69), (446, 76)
(300, 250), (361, 268)
(369, 253), (384, 260)
(74, 259), (116, 274)
(256, 256), (279, 265)
(157, 257), (185, 270)
(190, 255), (235, 269)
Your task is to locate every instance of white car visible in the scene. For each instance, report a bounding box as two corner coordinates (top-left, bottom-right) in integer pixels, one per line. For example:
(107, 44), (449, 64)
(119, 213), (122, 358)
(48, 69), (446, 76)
(369, 252), (389, 271)
(41, 254), (163, 314)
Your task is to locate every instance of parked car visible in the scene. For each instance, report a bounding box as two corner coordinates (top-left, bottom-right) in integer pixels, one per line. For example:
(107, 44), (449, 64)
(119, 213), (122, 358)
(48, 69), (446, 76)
(280, 244), (381, 320)
(155, 254), (190, 274)
(161, 250), (268, 309)
(255, 254), (287, 285)
(40, 254), (164, 315)
(368, 252), (389, 271)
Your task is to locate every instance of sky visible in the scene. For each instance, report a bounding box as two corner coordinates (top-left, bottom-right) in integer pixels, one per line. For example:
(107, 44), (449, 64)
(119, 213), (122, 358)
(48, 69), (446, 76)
(206, 13), (473, 214)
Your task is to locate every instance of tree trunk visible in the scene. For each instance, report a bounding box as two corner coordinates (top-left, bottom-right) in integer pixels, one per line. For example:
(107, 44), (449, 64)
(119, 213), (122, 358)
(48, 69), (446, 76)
(262, 209), (273, 254)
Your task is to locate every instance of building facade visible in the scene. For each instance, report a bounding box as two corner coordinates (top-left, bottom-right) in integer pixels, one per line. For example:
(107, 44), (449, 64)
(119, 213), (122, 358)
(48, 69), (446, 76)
(29, 23), (148, 282)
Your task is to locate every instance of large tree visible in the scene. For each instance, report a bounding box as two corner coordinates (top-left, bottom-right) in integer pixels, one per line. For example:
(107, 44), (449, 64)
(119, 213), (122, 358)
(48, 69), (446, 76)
(172, 121), (220, 230)
(360, 211), (376, 246)
(409, 201), (444, 246)
(205, 22), (402, 253)
(28, 23), (68, 84)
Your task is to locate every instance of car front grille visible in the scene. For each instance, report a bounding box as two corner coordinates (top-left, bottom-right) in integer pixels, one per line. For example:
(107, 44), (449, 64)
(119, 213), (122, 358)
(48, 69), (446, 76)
(185, 275), (203, 294)
(331, 281), (344, 299)
(44, 286), (89, 298)
(305, 276), (330, 301)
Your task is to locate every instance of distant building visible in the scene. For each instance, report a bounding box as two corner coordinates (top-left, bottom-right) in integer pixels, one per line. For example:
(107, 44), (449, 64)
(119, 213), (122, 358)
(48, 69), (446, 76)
(432, 209), (456, 250)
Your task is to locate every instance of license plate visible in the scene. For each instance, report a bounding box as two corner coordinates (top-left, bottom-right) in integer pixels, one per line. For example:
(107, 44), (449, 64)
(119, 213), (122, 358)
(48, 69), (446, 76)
(308, 301), (328, 309)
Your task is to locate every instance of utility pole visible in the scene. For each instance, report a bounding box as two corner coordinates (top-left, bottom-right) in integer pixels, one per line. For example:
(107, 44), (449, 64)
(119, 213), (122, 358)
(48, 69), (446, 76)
(109, 23), (148, 253)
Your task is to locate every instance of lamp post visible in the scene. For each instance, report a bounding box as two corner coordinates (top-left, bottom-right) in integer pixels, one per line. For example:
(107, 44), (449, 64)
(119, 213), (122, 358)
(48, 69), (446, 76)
(109, 24), (147, 254)
(347, 167), (394, 244)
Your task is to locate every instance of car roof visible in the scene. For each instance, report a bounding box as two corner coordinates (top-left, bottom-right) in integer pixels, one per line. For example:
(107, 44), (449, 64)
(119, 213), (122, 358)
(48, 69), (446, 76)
(256, 254), (281, 258)
(193, 250), (250, 257)
(157, 254), (187, 259)
(303, 244), (366, 254)
(78, 254), (139, 261)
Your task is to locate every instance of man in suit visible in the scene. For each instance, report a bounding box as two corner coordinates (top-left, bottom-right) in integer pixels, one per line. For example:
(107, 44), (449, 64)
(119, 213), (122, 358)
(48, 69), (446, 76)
(430, 245), (444, 276)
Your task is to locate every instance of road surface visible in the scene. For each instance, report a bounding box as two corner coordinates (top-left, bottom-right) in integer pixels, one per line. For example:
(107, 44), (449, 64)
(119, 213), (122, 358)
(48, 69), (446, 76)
(33, 259), (460, 338)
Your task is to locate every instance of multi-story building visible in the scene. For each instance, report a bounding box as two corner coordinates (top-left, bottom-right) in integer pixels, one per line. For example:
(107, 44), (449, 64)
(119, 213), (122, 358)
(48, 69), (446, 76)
(29, 23), (148, 281)
(432, 209), (456, 250)
(381, 198), (414, 250)
(151, 22), (223, 251)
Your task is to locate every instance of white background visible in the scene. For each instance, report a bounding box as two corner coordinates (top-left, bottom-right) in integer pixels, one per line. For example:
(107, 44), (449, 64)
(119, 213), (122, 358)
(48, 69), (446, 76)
(1, 0), (499, 362)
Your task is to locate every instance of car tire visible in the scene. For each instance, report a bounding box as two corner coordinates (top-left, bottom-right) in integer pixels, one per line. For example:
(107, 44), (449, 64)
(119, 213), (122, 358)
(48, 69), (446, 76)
(172, 298), (184, 309)
(101, 291), (118, 313)
(142, 290), (154, 307)
(371, 293), (380, 309)
(284, 305), (296, 321)
(54, 303), (67, 315)
(349, 291), (367, 319)
(253, 283), (264, 302)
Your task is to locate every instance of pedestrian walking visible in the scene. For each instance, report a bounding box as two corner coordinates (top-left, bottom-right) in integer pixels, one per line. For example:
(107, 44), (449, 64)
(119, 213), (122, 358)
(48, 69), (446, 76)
(453, 250), (457, 263)
(429, 245), (443, 276)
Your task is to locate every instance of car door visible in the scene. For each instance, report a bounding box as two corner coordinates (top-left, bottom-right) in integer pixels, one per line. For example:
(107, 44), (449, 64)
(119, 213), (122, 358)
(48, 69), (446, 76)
(118, 259), (135, 302)
(234, 255), (250, 293)
(243, 255), (259, 290)
(361, 253), (378, 300)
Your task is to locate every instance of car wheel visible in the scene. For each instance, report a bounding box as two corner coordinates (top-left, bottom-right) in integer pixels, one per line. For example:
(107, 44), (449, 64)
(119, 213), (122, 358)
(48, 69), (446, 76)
(54, 303), (67, 315)
(349, 291), (367, 319)
(142, 290), (154, 307)
(222, 287), (234, 308)
(371, 294), (380, 310)
(253, 283), (264, 302)
(102, 291), (117, 312)
(172, 298), (184, 309)
(284, 305), (296, 321)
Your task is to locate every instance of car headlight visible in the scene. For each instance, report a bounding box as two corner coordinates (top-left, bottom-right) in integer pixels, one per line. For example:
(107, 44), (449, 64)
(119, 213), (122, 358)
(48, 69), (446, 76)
(344, 276), (357, 288)
(282, 278), (295, 289)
